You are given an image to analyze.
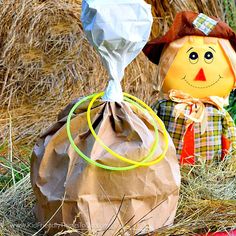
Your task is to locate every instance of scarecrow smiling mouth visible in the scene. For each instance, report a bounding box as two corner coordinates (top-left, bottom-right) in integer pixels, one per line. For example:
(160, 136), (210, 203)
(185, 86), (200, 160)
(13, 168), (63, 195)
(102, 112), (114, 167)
(181, 75), (223, 89)
(181, 66), (223, 89)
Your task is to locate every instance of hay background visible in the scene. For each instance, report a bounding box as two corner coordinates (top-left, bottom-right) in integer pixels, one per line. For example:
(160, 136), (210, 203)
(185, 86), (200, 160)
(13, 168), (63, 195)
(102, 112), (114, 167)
(0, 0), (235, 235)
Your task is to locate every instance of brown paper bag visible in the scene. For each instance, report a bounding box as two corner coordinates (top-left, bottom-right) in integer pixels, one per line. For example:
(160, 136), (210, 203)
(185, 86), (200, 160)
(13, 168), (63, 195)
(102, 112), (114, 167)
(31, 99), (181, 235)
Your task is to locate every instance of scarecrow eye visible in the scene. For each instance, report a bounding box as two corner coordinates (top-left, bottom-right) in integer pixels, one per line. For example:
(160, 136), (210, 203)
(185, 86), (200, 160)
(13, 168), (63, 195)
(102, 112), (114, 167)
(204, 51), (214, 64)
(189, 52), (199, 64)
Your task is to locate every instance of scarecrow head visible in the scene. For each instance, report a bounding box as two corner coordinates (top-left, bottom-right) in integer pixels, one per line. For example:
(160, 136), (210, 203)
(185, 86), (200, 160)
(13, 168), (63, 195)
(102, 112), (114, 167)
(143, 12), (236, 99)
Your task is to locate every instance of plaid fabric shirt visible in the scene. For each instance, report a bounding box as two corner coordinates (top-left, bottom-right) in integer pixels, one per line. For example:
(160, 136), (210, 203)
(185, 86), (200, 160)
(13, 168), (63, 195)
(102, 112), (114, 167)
(153, 99), (236, 160)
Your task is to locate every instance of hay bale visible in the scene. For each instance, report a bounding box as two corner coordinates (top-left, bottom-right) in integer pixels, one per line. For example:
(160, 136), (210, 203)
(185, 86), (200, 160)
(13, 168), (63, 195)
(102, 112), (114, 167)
(0, 0), (157, 108)
(0, 0), (100, 106)
(0, 159), (235, 235)
(0, 51), (156, 157)
(145, 0), (224, 39)
(0, 0), (156, 155)
(0, 0), (226, 107)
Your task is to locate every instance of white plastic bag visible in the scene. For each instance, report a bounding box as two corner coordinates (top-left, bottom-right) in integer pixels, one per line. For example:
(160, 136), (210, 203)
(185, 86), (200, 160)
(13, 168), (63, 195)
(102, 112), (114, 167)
(81, 0), (153, 102)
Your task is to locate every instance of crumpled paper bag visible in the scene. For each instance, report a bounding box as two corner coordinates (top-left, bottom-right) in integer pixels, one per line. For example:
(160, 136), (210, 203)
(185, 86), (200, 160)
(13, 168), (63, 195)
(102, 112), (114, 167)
(31, 100), (181, 235)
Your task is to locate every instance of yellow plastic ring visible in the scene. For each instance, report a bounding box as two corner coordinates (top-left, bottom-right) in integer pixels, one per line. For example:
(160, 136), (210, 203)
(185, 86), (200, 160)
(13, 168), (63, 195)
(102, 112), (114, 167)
(67, 93), (158, 171)
(87, 92), (169, 166)
(87, 92), (159, 166)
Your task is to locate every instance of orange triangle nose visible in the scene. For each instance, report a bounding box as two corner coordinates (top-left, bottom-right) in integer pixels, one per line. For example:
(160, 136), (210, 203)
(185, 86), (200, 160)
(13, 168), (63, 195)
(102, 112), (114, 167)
(194, 68), (206, 81)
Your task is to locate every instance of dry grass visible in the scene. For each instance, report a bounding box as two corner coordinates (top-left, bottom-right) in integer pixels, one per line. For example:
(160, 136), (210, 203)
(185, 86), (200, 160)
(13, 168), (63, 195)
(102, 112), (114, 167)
(0, 158), (235, 235)
(157, 157), (236, 235)
(0, 0), (235, 235)
(0, 0), (158, 108)
(0, 175), (38, 236)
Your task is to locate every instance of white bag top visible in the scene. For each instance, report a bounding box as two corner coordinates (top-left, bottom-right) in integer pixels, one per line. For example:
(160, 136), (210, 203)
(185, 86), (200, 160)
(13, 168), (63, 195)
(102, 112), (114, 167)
(81, 0), (153, 102)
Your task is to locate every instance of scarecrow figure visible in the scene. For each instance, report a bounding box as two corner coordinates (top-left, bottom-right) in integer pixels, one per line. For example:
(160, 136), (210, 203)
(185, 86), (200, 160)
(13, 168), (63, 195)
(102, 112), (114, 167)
(144, 12), (236, 164)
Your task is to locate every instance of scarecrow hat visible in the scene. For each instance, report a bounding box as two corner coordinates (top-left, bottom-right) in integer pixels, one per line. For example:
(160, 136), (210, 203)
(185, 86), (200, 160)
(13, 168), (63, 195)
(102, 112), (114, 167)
(143, 11), (236, 65)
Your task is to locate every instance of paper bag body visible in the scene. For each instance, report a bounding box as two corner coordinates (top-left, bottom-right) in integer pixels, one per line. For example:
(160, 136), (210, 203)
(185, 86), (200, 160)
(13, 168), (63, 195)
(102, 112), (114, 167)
(31, 100), (181, 235)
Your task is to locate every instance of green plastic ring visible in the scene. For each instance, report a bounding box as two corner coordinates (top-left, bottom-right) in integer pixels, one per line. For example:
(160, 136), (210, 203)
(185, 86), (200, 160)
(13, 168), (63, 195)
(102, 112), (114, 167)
(67, 94), (142, 170)
(67, 93), (168, 171)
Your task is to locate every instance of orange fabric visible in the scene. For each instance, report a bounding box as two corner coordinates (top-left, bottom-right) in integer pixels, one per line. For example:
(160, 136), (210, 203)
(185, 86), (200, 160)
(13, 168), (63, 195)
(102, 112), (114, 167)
(180, 123), (195, 165)
(222, 135), (231, 160)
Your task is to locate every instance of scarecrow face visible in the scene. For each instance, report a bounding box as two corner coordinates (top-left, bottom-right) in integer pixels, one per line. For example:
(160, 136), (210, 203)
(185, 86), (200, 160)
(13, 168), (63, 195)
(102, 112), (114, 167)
(162, 36), (235, 98)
